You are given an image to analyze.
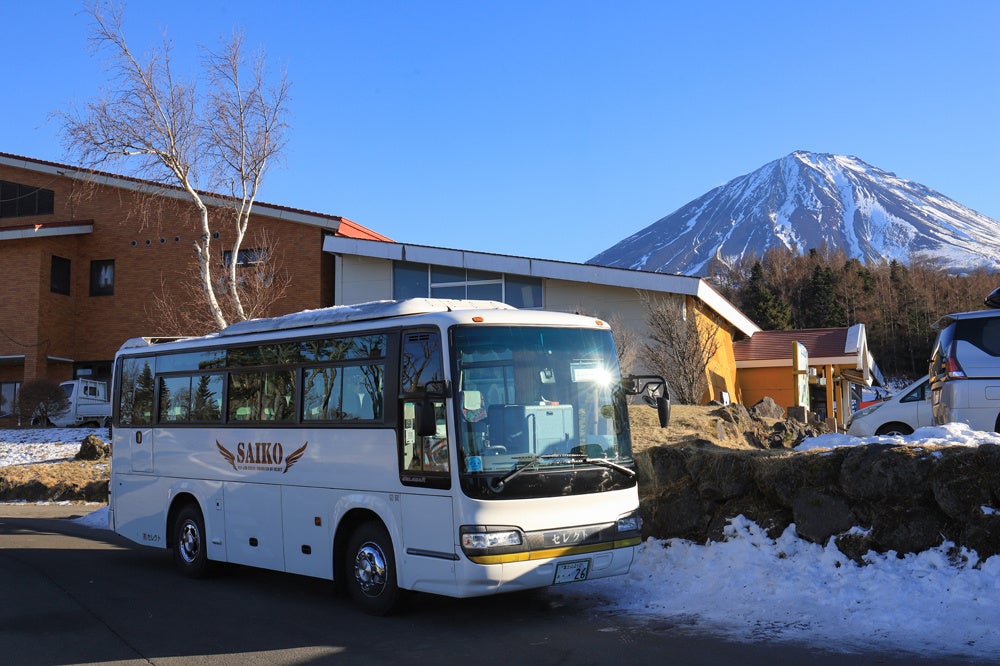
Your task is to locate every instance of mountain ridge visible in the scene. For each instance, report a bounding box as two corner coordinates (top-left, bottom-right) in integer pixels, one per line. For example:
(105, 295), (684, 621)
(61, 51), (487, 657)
(587, 151), (1000, 276)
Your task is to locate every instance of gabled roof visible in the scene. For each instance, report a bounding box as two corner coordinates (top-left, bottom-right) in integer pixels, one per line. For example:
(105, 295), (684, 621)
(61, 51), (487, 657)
(0, 152), (389, 241)
(733, 324), (883, 385)
(322, 235), (762, 338)
(734, 328), (854, 364)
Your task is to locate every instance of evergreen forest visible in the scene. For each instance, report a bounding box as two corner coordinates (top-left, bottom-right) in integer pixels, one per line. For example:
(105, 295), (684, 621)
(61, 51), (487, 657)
(710, 247), (999, 383)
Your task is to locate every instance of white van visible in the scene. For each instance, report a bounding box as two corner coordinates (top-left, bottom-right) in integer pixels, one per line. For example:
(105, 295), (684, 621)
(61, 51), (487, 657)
(847, 375), (932, 437)
(929, 307), (1000, 432)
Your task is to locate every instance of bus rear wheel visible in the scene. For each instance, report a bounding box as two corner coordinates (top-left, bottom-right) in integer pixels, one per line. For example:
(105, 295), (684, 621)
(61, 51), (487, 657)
(172, 504), (210, 578)
(345, 521), (404, 615)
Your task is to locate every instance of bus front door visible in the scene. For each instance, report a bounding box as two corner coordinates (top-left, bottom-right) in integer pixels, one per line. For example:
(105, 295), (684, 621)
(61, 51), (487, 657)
(130, 427), (153, 472)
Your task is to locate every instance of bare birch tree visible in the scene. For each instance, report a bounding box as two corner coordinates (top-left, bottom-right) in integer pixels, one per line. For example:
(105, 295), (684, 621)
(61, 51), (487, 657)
(642, 294), (719, 405)
(60, 0), (290, 330)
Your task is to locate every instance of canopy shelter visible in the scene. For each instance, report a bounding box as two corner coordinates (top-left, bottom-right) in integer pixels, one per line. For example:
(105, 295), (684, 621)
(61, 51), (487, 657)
(733, 324), (883, 429)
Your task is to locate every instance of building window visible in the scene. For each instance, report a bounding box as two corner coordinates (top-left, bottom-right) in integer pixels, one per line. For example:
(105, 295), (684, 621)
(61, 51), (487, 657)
(223, 248), (268, 267)
(393, 261), (429, 299)
(392, 261), (542, 308)
(51, 256), (71, 295)
(0, 180), (54, 218)
(90, 260), (115, 296)
(504, 276), (543, 308)
(0, 381), (19, 418)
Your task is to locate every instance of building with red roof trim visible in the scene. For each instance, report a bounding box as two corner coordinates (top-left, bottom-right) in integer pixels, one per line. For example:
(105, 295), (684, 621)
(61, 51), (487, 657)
(734, 325), (881, 426)
(0, 151), (387, 411)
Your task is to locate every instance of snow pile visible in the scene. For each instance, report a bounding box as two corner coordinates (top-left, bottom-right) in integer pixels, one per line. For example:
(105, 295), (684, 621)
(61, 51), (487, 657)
(0, 427), (106, 466)
(559, 516), (1000, 659)
(794, 421), (1000, 452)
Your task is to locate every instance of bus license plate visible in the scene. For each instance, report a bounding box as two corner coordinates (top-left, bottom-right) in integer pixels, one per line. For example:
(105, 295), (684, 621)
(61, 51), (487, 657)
(553, 559), (590, 584)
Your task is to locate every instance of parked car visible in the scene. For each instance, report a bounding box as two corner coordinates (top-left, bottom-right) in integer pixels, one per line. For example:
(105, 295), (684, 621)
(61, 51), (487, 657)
(929, 302), (1000, 432)
(847, 375), (932, 437)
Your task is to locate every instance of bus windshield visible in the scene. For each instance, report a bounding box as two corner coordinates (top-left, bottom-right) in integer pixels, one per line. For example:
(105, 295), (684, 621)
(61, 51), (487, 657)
(451, 325), (632, 479)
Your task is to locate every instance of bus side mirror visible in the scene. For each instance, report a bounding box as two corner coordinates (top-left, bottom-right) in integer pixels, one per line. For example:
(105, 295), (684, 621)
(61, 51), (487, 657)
(414, 399), (438, 438)
(624, 374), (670, 428)
(643, 394), (671, 428)
(656, 396), (670, 428)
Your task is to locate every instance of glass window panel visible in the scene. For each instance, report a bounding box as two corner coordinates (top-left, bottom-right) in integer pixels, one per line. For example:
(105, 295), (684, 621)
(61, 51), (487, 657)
(259, 343), (302, 366)
(431, 285), (465, 299)
(341, 365), (383, 420)
(504, 276), (543, 308)
(401, 332), (444, 392)
(346, 334), (387, 360)
(228, 372), (261, 421)
(393, 261), (429, 299)
(156, 350), (227, 373)
(119, 357), (154, 425)
(158, 376), (192, 422)
(0, 182), (17, 218)
(228, 346), (263, 367)
(402, 400), (449, 473)
(50, 256), (71, 295)
(467, 283), (502, 301)
(430, 265), (465, 283)
(466, 269), (501, 281)
(190, 375), (223, 421)
(302, 366), (341, 420)
(261, 370), (296, 421)
(89, 260), (115, 297)
(0, 382), (19, 417)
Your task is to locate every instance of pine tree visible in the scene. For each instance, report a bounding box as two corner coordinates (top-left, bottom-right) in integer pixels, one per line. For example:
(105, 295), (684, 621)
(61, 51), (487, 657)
(741, 262), (791, 330)
(803, 264), (846, 328)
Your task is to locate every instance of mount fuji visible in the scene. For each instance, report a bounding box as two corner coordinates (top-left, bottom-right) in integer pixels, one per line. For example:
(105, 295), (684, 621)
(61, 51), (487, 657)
(587, 151), (1000, 276)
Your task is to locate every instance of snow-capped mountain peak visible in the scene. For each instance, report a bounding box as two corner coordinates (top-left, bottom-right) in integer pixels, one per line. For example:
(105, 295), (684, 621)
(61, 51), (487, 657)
(587, 151), (1000, 276)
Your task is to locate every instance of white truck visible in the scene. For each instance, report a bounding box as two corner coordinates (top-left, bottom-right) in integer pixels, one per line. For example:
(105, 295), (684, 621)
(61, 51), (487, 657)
(51, 378), (112, 427)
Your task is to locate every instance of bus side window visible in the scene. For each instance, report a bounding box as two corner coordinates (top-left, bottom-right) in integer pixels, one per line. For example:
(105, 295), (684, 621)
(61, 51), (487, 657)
(402, 400), (448, 473)
(119, 357), (154, 426)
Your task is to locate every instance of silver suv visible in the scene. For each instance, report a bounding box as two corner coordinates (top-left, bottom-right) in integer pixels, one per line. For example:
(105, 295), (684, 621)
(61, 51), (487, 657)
(929, 305), (1000, 431)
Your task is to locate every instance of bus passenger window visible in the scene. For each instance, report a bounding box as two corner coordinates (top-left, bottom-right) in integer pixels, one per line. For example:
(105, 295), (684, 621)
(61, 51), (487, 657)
(228, 372), (260, 421)
(119, 357), (154, 426)
(262, 370), (295, 422)
(341, 365), (382, 420)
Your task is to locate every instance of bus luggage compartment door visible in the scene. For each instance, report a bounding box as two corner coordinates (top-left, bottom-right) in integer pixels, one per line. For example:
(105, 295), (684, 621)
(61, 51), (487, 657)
(400, 494), (456, 594)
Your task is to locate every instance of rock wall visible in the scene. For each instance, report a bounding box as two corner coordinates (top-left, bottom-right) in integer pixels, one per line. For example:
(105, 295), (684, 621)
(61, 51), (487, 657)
(636, 442), (1000, 562)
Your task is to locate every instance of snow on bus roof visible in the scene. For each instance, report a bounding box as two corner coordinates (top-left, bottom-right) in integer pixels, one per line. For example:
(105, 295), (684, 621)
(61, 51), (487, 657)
(119, 299), (519, 352)
(218, 298), (516, 338)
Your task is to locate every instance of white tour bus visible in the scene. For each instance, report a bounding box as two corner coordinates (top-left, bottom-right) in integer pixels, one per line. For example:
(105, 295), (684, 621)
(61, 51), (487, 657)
(110, 298), (669, 614)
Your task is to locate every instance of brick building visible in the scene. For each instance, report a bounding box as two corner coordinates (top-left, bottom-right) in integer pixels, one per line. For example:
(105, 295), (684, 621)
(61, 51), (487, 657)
(0, 152), (387, 415)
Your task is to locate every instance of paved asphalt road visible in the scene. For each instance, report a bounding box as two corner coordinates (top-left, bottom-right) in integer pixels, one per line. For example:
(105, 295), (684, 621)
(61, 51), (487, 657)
(0, 504), (975, 666)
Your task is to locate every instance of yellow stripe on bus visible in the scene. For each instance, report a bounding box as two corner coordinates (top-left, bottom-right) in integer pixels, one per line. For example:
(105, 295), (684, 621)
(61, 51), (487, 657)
(467, 537), (641, 565)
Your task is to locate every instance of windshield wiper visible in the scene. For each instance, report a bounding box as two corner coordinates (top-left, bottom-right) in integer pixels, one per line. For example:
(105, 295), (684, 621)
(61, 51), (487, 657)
(578, 456), (637, 479)
(490, 454), (576, 492)
(489, 453), (635, 493)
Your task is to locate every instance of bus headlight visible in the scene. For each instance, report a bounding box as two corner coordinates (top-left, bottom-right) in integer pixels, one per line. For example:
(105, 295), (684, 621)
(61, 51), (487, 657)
(461, 527), (523, 550)
(616, 511), (642, 534)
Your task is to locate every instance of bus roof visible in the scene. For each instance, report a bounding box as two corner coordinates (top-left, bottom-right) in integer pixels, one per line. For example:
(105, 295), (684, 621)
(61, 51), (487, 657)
(118, 299), (523, 353)
(219, 299), (516, 337)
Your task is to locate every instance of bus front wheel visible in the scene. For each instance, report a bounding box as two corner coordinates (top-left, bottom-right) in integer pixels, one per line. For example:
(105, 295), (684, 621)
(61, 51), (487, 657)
(345, 521), (404, 615)
(172, 504), (210, 578)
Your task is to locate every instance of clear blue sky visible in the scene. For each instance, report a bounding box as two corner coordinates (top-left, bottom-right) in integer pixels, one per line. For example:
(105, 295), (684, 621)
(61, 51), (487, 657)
(4, 1), (999, 263)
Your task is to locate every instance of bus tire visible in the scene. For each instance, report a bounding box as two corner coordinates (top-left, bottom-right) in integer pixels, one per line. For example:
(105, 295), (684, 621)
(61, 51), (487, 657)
(345, 521), (404, 615)
(172, 504), (211, 578)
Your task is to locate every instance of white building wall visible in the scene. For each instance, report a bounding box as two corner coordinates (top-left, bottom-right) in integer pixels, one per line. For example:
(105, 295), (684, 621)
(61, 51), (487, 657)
(543, 279), (680, 338)
(336, 255), (392, 305)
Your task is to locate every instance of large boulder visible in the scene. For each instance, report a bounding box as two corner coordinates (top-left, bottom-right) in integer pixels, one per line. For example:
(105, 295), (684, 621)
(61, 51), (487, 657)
(749, 396), (785, 420)
(76, 434), (110, 461)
